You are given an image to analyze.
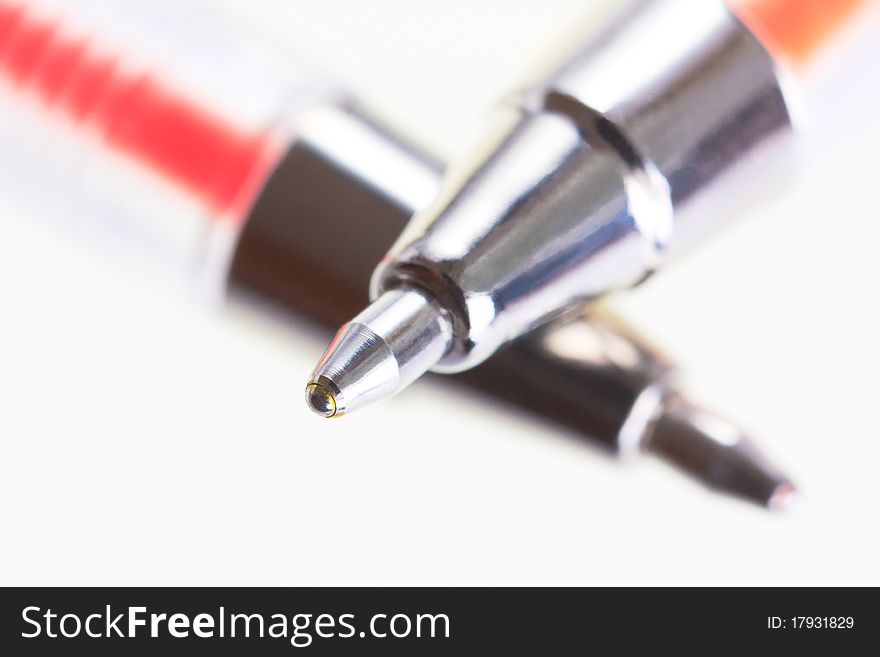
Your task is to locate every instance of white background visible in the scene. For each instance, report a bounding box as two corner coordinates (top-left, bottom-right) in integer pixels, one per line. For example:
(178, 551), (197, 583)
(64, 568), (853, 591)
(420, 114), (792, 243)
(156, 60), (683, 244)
(1, 0), (879, 585)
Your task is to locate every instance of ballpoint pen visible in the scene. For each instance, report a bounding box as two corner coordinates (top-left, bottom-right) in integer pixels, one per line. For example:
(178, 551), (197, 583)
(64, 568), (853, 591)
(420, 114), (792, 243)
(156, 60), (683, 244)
(308, 0), (876, 416)
(0, 0), (795, 506)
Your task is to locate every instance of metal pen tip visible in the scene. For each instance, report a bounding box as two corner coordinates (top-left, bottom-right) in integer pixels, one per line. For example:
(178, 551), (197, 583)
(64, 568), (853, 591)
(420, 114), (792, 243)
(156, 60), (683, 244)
(305, 382), (338, 418)
(306, 287), (453, 417)
(767, 482), (801, 514)
(646, 394), (797, 509)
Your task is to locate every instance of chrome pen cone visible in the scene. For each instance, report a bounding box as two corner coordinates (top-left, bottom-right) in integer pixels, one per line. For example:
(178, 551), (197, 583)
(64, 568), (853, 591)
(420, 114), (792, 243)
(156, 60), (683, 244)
(306, 288), (453, 417)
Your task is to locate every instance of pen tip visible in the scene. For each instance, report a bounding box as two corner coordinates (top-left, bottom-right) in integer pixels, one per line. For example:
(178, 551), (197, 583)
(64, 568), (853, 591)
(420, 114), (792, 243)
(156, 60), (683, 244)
(647, 394), (797, 509)
(305, 288), (453, 417)
(305, 381), (338, 418)
(766, 482), (801, 514)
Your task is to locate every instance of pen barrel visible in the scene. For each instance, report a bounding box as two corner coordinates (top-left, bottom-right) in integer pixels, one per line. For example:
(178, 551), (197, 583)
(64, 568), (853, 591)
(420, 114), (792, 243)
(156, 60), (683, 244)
(0, 0), (332, 300)
(549, 0), (796, 259)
